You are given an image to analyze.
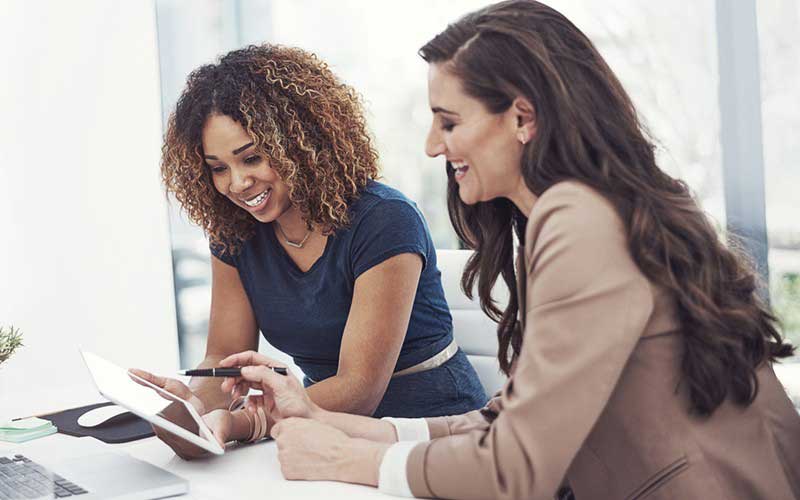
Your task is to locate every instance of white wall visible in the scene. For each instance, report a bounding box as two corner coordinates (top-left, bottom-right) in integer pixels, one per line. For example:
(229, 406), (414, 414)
(0, 0), (178, 418)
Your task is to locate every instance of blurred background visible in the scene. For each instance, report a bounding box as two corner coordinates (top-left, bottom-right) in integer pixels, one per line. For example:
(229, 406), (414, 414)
(0, 1), (797, 402)
(154, 0), (800, 370)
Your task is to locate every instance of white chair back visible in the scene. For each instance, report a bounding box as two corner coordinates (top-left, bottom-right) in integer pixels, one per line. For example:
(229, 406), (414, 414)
(436, 249), (509, 396)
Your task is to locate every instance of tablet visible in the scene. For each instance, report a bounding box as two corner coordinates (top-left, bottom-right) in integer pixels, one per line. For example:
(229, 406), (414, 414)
(79, 349), (225, 455)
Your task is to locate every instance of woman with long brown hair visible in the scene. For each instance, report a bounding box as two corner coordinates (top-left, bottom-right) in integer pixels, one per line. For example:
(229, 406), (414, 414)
(219, 2), (800, 498)
(131, 44), (487, 460)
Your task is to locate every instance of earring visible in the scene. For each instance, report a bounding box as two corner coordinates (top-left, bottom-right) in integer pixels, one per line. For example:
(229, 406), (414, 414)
(518, 133), (528, 145)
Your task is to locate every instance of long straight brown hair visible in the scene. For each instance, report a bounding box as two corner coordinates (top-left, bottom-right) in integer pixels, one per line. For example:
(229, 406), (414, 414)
(420, 0), (793, 416)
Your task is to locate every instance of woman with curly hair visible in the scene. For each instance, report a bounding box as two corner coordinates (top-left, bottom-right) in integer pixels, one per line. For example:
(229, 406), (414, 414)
(132, 44), (487, 459)
(217, 1), (800, 498)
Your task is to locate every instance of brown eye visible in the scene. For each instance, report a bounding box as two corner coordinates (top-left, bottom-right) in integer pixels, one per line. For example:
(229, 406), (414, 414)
(244, 155), (261, 165)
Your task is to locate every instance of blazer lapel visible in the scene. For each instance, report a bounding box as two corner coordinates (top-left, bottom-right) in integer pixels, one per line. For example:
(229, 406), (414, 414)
(516, 246), (527, 330)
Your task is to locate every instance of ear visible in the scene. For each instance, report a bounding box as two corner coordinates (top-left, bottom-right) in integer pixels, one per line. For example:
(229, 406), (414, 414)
(512, 96), (537, 145)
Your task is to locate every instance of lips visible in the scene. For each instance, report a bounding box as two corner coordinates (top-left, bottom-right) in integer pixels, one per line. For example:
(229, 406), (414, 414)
(239, 188), (272, 212)
(451, 161), (469, 181)
(244, 189), (270, 207)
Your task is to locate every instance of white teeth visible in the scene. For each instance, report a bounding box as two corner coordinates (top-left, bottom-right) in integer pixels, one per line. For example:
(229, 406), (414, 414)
(244, 189), (270, 207)
(451, 161), (469, 172)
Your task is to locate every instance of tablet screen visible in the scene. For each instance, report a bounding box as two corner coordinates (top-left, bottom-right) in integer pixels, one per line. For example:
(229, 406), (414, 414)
(80, 350), (224, 455)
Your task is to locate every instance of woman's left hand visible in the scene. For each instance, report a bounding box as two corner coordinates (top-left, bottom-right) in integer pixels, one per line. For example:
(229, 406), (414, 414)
(270, 418), (390, 486)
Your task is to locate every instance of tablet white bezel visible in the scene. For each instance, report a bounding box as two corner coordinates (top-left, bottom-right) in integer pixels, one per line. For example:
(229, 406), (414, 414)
(80, 349), (225, 455)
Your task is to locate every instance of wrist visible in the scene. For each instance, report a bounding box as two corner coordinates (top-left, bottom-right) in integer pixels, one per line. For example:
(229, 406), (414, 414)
(229, 410), (253, 442)
(382, 420), (399, 443)
(344, 439), (390, 487)
(310, 405), (329, 422)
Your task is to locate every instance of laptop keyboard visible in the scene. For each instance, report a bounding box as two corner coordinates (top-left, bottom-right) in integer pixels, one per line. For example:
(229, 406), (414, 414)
(0, 455), (88, 499)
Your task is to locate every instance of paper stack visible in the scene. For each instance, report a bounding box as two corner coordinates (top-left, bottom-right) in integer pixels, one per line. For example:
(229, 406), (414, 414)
(0, 417), (57, 443)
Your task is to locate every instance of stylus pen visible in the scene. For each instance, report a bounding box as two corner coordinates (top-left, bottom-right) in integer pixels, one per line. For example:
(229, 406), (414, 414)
(178, 367), (288, 377)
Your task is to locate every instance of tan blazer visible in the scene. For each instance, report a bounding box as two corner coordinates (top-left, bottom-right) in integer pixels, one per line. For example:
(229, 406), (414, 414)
(405, 181), (800, 499)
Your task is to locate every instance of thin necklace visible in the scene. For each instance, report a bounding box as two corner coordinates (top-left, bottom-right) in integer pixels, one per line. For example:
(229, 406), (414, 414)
(276, 223), (312, 249)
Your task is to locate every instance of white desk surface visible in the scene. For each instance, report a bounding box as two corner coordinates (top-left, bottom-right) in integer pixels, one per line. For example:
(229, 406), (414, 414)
(1, 385), (390, 500)
(4, 360), (798, 500)
(2, 433), (388, 500)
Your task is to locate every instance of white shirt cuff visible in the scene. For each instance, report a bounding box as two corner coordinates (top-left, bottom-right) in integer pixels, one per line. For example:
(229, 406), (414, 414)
(381, 417), (430, 442)
(378, 441), (417, 497)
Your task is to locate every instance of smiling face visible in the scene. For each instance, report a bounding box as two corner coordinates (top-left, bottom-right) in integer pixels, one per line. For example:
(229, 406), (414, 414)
(202, 114), (292, 223)
(425, 63), (534, 206)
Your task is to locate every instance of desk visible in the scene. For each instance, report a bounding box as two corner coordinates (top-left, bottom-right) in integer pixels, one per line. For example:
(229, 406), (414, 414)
(2, 387), (390, 500)
(2, 433), (388, 500)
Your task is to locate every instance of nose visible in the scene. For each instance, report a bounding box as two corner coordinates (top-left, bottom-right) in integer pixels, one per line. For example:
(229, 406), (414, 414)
(425, 126), (445, 158)
(229, 167), (254, 194)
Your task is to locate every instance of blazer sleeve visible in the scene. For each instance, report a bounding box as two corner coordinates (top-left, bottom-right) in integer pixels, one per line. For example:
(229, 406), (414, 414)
(425, 397), (503, 438)
(405, 183), (655, 500)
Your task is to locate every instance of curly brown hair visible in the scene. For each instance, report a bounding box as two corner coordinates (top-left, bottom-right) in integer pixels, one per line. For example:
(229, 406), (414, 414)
(161, 44), (380, 254)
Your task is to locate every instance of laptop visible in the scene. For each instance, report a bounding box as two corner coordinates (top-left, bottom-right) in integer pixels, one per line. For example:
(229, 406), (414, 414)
(0, 350), (223, 499)
(0, 444), (187, 499)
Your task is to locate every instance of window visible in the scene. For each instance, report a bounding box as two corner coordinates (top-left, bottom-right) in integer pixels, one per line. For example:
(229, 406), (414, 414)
(558, 0), (724, 224)
(757, 0), (800, 402)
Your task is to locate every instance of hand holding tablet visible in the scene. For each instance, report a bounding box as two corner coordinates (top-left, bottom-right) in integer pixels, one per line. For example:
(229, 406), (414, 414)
(80, 350), (225, 456)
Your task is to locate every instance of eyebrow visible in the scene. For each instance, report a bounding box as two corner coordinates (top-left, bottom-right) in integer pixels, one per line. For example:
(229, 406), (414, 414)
(431, 106), (459, 116)
(203, 142), (254, 160)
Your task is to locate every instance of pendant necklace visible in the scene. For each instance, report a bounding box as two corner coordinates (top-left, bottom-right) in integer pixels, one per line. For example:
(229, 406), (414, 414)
(276, 223), (312, 249)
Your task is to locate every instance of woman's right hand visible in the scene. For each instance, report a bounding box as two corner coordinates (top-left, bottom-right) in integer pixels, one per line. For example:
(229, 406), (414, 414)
(219, 351), (320, 422)
(128, 368), (215, 460)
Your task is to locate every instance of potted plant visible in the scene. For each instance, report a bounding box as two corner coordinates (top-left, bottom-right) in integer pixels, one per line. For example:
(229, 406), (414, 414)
(0, 326), (23, 366)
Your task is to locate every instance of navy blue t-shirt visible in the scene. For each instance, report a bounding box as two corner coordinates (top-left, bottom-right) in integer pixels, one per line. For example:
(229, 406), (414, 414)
(211, 181), (454, 384)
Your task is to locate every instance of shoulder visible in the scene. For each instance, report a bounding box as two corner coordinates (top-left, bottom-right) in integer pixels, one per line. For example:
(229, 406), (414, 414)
(354, 180), (420, 209)
(349, 181), (425, 226)
(522, 182), (652, 310)
(523, 180), (630, 272)
(525, 181), (623, 247)
(346, 182), (432, 276)
(528, 181), (620, 229)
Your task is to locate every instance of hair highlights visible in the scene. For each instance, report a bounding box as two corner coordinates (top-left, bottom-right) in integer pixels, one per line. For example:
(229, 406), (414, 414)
(161, 44), (380, 254)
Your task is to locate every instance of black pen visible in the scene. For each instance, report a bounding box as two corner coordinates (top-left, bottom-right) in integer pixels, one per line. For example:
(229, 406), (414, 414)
(178, 367), (288, 377)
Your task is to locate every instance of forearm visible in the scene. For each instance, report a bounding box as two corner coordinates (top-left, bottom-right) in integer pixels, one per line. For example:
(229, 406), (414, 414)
(312, 408), (397, 443)
(303, 374), (397, 442)
(305, 373), (385, 416)
(337, 438), (391, 487)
